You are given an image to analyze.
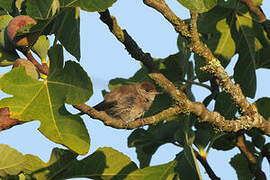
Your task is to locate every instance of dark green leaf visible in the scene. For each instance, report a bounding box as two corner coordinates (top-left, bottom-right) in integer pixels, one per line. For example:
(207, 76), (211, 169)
(175, 130), (202, 180)
(252, 135), (265, 150)
(194, 54), (212, 82)
(230, 153), (254, 180)
(212, 133), (237, 151)
(194, 122), (215, 150)
(50, 8), (80, 61)
(128, 121), (181, 168)
(0, 0), (13, 13)
(214, 92), (237, 119)
(26, 0), (54, 19)
(255, 45), (270, 68)
(255, 97), (270, 120)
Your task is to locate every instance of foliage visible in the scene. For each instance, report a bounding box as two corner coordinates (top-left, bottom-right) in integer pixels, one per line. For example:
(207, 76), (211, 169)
(0, 0), (269, 179)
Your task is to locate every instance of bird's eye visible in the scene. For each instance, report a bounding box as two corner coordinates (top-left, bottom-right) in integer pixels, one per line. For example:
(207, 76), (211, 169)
(145, 89), (150, 92)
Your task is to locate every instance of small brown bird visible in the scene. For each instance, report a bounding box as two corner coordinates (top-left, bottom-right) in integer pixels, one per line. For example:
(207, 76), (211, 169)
(94, 81), (158, 121)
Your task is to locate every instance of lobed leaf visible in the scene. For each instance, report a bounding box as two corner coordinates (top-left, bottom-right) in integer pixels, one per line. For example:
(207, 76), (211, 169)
(0, 45), (92, 155)
(176, 0), (217, 13)
(51, 147), (138, 180)
(0, 144), (26, 177)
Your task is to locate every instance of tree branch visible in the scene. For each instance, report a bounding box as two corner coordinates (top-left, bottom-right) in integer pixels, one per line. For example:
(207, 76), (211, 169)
(240, 0), (270, 39)
(236, 135), (266, 180)
(240, 0), (266, 23)
(99, 10), (158, 73)
(141, 0), (270, 134)
(74, 103), (183, 129)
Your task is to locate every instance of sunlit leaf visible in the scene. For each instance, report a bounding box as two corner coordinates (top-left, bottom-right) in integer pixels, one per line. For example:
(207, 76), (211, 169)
(0, 45), (92, 154)
(51, 147), (138, 180)
(0, 144), (26, 177)
(176, 0), (217, 13)
(127, 161), (176, 180)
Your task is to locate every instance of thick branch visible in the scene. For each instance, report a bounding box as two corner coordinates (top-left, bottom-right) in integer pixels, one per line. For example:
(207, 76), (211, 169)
(189, 12), (270, 134)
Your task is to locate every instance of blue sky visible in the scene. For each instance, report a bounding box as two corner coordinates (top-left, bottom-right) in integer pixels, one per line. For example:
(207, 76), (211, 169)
(1, 0), (270, 179)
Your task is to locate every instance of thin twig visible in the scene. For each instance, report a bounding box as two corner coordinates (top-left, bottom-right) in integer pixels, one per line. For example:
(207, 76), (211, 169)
(240, 0), (270, 39)
(194, 150), (221, 180)
(236, 135), (266, 180)
(99, 10), (158, 73)
(183, 79), (212, 91)
(240, 0), (266, 23)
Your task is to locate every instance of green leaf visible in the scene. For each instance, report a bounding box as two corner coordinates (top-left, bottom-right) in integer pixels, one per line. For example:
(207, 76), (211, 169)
(212, 133), (237, 151)
(194, 54), (212, 82)
(252, 135), (265, 150)
(198, 6), (236, 61)
(58, 0), (117, 12)
(173, 116), (201, 180)
(0, 46), (19, 66)
(197, 1), (270, 98)
(51, 147), (138, 180)
(31, 35), (50, 60)
(127, 161), (176, 180)
(0, 144), (26, 177)
(230, 153), (254, 180)
(0, 15), (13, 30)
(233, 13), (257, 98)
(0, 15), (19, 66)
(23, 148), (77, 180)
(26, 0), (54, 19)
(0, 45), (92, 155)
(214, 92), (238, 119)
(175, 134), (202, 180)
(255, 97), (270, 120)
(0, 1), (13, 13)
(50, 8), (80, 61)
(79, 0), (117, 12)
(194, 122), (215, 150)
(255, 45), (270, 68)
(176, 0), (217, 13)
(128, 121), (181, 168)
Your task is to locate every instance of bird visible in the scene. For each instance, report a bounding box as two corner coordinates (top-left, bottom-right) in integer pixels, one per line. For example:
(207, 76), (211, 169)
(93, 81), (158, 121)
